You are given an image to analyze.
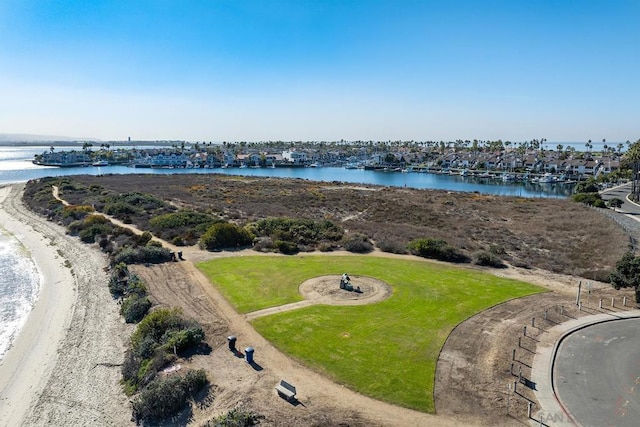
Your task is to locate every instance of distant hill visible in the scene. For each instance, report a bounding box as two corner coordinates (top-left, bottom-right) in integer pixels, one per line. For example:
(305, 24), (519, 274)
(0, 133), (100, 144)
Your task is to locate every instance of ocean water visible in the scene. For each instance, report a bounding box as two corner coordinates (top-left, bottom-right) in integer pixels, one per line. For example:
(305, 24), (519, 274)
(0, 230), (40, 360)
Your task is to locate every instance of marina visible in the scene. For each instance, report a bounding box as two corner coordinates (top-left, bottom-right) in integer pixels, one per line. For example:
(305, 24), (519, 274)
(1, 145), (577, 198)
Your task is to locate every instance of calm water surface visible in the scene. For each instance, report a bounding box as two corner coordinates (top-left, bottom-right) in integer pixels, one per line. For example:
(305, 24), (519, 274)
(0, 146), (573, 198)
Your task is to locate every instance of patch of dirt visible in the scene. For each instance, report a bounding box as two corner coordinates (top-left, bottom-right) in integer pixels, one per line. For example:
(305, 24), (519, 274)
(299, 275), (392, 305)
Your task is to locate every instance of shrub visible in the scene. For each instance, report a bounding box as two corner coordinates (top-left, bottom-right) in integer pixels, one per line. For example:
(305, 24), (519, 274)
(343, 234), (374, 253)
(318, 242), (335, 252)
(135, 231), (153, 247)
(472, 250), (505, 268)
(131, 308), (184, 350)
(171, 236), (185, 246)
(252, 236), (275, 252)
(408, 238), (468, 262)
(150, 211), (221, 243)
(111, 245), (172, 265)
(104, 201), (138, 217)
(376, 239), (408, 254)
(572, 192), (605, 207)
(61, 204), (94, 220)
(574, 179), (599, 194)
(161, 326), (205, 353)
(250, 217), (344, 245)
(275, 240), (299, 255)
(131, 369), (208, 423)
(109, 270), (147, 298)
(204, 407), (263, 427)
(200, 222), (254, 250)
(121, 295), (152, 323)
(79, 223), (112, 243)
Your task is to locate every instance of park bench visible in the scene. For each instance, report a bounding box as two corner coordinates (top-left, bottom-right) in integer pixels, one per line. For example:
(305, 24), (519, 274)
(275, 379), (296, 401)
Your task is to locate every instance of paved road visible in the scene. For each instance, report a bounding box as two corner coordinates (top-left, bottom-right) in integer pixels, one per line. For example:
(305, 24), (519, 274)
(601, 183), (640, 215)
(554, 318), (640, 427)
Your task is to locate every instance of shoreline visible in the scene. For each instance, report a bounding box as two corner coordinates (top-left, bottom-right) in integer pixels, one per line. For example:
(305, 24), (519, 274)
(0, 183), (132, 426)
(0, 184), (76, 425)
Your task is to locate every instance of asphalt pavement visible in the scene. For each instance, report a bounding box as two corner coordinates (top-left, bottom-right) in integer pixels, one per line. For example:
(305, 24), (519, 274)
(531, 311), (640, 427)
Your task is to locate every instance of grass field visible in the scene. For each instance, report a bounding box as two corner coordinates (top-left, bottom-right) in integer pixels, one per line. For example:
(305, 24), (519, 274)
(197, 255), (544, 412)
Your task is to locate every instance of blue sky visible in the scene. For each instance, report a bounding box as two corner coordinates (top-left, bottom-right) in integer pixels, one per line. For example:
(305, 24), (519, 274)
(0, 0), (638, 142)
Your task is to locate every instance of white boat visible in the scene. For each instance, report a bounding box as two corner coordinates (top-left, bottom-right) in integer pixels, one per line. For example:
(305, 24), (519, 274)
(539, 173), (557, 183)
(92, 160), (109, 166)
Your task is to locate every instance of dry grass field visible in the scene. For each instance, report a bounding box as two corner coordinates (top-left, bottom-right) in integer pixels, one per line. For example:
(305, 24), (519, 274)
(66, 173), (628, 279)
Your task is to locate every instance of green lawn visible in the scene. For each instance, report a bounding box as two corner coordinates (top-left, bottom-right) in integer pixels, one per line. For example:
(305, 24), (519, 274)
(197, 255), (544, 412)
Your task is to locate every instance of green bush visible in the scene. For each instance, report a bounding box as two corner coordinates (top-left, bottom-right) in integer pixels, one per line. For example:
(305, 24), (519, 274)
(250, 217), (343, 245)
(109, 269), (147, 298)
(131, 369), (208, 423)
(199, 222), (254, 250)
(204, 407), (263, 427)
(161, 326), (205, 353)
(123, 309), (205, 393)
(408, 238), (468, 262)
(104, 201), (138, 217)
(111, 245), (172, 265)
(343, 234), (374, 253)
(121, 295), (152, 323)
(61, 204), (94, 220)
(376, 239), (408, 254)
(135, 231), (153, 246)
(275, 240), (299, 254)
(574, 178), (599, 194)
(79, 223), (113, 243)
(131, 308), (184, 349)
(572, 192), (605, 207)
(472, 250), (505, 268)
(150, 211), (221, 241)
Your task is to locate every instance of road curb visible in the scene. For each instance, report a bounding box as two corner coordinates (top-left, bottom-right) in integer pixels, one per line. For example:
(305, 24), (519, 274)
(535, 310), (640, 426)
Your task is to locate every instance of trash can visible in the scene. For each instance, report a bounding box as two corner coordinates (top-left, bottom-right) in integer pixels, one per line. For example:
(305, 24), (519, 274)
(227, 335), (237, 351)
(245, 346), (254, 364)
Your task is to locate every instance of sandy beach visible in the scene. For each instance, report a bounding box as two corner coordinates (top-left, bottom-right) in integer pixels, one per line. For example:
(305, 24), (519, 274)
(0, 184), (132, 427)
